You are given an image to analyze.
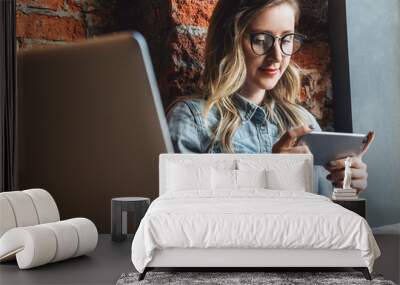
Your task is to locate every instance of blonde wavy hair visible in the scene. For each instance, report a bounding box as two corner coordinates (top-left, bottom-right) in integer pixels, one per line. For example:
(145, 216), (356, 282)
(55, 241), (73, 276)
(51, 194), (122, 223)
(167, 0), (309, 153)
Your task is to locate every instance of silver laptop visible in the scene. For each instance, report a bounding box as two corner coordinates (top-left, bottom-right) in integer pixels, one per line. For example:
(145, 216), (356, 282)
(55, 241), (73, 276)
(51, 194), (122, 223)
(17, 32), (173, 232)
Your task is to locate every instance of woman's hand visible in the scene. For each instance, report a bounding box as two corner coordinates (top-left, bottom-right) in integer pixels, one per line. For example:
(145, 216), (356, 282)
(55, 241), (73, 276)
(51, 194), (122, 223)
(325, 131), (375, 194)
(272, 125), (313, 154)
(325, 156), (368, 193)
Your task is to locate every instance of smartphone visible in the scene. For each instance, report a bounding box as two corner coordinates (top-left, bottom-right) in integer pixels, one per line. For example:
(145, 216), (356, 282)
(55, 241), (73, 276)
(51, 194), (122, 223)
(297, 131), (369, 166)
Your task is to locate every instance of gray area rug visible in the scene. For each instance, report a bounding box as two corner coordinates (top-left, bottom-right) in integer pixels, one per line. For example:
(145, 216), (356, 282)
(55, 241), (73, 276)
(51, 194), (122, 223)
(116, 271), (396, 285)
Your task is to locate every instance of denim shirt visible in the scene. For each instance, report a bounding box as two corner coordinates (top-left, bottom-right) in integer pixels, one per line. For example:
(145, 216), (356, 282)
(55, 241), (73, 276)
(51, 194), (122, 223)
(167, 94), (332, 196)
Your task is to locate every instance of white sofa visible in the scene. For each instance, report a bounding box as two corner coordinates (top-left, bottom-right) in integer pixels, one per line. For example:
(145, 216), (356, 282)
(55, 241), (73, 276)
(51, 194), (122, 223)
(0, 189), (98, 269)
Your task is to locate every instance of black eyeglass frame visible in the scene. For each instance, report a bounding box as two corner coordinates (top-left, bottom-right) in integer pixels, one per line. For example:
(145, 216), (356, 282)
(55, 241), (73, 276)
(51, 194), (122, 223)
(246, 32), (307, 56)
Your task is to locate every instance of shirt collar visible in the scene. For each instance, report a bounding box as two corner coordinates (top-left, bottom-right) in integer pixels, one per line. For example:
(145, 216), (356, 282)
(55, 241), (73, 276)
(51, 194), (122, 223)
(233, 93), (267, 124)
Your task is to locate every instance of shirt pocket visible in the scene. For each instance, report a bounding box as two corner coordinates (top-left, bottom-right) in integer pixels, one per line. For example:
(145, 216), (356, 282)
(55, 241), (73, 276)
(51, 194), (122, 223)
(233, 122), (253, 140)
(233, 141), (252, 153)
(233, 139), (258, 153)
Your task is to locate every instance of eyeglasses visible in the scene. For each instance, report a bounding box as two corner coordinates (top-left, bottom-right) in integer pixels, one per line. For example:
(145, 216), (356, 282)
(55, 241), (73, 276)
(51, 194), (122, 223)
(247, 32), (307, 56)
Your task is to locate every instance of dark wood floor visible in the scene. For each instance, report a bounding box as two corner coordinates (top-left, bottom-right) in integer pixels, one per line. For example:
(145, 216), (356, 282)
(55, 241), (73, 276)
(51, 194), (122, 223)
(0, 235), (134, 285)
(1, 234), (398, 285)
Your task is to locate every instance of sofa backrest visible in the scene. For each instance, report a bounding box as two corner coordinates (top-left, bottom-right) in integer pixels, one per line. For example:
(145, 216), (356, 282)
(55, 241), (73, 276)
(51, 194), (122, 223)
(159, 154), (314, 195)
(0, 189), (60, 238)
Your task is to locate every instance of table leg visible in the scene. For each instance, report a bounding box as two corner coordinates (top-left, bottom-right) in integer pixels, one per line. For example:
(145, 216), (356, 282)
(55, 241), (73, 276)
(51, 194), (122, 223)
(111, 201), (126, 241)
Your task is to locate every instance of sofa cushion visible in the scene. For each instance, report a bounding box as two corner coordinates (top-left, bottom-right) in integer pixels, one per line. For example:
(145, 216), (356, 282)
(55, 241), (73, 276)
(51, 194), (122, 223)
(0, 218), (97, 269)
(0, 196), (17, 237)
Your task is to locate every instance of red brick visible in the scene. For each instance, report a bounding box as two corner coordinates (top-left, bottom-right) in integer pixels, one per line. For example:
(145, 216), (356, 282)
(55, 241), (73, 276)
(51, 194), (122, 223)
(293, 41), (330, 70)
(171, 0), (218, 27)
(169, 32), (206, 69)
(165, 32), (206, 99)
(66, 0), (83, 14)
(16, 11), (86, 41)
(17, 0), (64, 11)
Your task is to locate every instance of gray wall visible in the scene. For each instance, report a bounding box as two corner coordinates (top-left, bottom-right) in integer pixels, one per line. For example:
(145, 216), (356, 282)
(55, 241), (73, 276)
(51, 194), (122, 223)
(346, 0), (400, 227)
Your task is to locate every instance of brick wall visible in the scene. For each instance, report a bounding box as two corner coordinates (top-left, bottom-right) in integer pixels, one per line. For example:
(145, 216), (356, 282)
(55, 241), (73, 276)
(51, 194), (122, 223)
(296, 0), (332, 129)
(16, 0), (118, 49)
(16, 0), (333, 129)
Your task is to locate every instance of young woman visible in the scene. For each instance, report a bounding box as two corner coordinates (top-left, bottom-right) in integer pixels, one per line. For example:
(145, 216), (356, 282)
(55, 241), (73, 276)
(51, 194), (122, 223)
(167, 0), (369, 195)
